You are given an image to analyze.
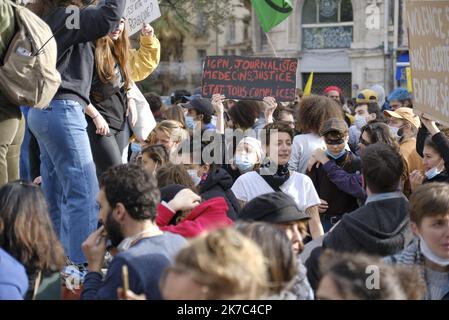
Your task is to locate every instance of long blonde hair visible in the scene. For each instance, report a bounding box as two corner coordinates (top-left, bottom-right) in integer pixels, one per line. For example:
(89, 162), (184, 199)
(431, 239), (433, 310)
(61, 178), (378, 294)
(156, 120), (189, 144)
(95, 21), (132, 90)
(165, 228), (268, 299)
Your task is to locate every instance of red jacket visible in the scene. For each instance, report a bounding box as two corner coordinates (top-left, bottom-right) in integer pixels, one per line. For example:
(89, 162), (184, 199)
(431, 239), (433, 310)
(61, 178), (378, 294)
(156, 197), (233, 238)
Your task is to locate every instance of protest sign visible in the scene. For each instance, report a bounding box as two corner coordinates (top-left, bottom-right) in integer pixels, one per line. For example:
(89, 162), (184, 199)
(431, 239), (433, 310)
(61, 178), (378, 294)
(406, 0), (449, 125)
(124, 0), (161, 36)
(201, 56), (298, 102)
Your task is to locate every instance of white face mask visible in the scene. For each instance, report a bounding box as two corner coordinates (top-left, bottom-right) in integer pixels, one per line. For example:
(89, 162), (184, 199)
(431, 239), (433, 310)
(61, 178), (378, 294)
(425, 160), (444, 180)
(187, 169), (201, 186)
(389, 125), (400, 139)
(354, 114), (368, 130)
(425, 167), (442, 180)
(419, 236), (449, 267)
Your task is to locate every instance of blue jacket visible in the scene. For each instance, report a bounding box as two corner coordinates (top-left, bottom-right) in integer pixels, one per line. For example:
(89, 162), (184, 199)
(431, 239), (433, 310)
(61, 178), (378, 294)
(81, 232), (186, 300)
(0, 248), (28, 300)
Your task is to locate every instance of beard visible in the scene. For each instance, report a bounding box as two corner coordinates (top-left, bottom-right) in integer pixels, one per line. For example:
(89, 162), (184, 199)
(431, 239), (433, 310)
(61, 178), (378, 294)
(104, 208), (124, 248)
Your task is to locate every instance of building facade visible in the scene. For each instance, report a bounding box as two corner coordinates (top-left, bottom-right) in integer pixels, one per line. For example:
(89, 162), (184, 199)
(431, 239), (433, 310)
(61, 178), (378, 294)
(252, 0), (409, 98)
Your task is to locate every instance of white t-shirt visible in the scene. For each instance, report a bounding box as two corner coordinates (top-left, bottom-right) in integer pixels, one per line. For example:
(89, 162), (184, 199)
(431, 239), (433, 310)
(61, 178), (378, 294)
(288, 133), (325, 174)
(231, 171), (321, 211)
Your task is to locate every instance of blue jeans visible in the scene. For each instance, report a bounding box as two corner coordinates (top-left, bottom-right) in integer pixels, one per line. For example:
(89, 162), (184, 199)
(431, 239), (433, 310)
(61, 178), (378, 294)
(320, 214), (342, 233)
(28, 100), (99, 263)
(19, 106), (31, 182)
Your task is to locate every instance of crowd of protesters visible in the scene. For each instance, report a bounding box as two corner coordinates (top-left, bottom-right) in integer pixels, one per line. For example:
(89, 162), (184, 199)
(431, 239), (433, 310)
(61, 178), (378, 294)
(0, 0), (448, 301)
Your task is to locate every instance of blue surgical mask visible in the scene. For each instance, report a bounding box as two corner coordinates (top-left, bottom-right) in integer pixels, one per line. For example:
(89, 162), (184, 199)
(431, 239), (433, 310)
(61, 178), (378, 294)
(187, 169), (201, 186)
(355, 114), (367, 130)
(425, 166), (442, 180)
(130, 142), (141, 153)
(235, 155), (254, 173)
(326, 149), (347, 160)
(185, 116), (196, 129)
(211, 115), (217, 127)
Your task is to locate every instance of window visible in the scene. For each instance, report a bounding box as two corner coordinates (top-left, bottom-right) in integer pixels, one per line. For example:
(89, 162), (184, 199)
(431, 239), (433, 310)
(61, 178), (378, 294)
(229, 21), (236, 42)
(260, 24), (267, 48)
(302, 0), (353, 49)
(196, 12), (207, 35)
(197, 49), (207, 61)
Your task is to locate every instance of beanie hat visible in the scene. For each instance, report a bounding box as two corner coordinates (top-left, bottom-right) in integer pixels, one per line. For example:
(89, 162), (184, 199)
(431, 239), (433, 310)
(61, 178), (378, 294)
(387, 87), (412, 102)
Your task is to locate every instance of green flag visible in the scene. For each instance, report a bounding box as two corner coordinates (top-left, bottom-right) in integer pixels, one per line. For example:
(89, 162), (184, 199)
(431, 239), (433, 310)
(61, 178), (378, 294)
(252, 0), (293, 33)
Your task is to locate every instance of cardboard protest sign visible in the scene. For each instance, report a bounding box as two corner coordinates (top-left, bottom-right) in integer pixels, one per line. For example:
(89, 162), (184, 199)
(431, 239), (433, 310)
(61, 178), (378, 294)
(406, 0), (449, 125)
(201, 56), (298, 102)
(124, 0), (161, 36)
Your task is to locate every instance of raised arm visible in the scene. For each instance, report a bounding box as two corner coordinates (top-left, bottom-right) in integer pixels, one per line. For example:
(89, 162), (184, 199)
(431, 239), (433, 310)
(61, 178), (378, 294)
(54, 0), (125, 47)
(129, 24), (161, 82)
(421, 116), (449, 173)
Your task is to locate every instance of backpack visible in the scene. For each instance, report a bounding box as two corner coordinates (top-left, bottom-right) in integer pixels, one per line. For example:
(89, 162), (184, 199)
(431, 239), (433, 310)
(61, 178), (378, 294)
(0, 1), (60, 109)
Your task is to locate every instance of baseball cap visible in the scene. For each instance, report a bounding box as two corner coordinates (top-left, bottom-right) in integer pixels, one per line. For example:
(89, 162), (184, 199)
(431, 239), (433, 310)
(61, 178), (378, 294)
(356, 89), (379, 104)
(180, 98), (214, 117)
(384, 107), (420, 129)
(238, 192), (310, 223)
(320, 118), (349, 136)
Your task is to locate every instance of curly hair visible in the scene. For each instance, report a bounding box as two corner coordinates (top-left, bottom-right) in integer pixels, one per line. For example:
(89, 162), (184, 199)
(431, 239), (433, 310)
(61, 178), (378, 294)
(0, 181), (65, 273)
(296, 95), (344, 134)
(228, 100), (263, 130)
(99, 164), (160, 221)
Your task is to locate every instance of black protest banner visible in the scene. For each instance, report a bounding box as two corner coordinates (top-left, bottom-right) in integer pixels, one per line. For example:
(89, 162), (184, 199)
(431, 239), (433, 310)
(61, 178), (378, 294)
(201, 56), (298, 102)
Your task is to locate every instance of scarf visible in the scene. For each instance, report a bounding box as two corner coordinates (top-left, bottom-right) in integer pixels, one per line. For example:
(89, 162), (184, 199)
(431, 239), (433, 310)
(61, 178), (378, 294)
(258, 159), (290, 191)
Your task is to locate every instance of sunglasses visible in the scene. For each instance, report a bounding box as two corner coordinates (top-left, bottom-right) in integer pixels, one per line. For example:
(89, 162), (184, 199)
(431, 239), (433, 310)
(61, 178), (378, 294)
(325, 138), (345, 145)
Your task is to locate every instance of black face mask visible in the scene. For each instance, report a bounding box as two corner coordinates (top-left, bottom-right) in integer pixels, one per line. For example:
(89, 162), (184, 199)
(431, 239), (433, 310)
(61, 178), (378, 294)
(258, 159), (290, 191)
(104, 208), (124, 248)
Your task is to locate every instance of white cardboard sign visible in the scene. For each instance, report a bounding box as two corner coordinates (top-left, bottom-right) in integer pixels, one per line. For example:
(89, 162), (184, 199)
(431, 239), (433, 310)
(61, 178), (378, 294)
(124, 0), (161, 36)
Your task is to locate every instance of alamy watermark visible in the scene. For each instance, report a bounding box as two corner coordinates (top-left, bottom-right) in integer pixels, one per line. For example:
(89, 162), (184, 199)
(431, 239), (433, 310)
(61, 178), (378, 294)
(168, 128), (285, 175)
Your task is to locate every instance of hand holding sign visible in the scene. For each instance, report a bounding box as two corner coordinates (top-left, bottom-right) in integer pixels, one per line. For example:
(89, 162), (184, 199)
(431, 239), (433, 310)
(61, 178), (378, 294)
(263, 96), (277, 112)
(142, 23), (154, 38)
(211, 94), (225, 115)
(263, 96), (277, 124)
(125, 0), (161, 36)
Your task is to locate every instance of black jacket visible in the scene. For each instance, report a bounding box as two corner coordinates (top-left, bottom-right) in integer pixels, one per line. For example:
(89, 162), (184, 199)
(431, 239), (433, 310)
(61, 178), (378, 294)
(305, 196), (412, 290)
(199, 166), (240, 220)
(417, 126), (449, 184)
(44, 1), (125, 107)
